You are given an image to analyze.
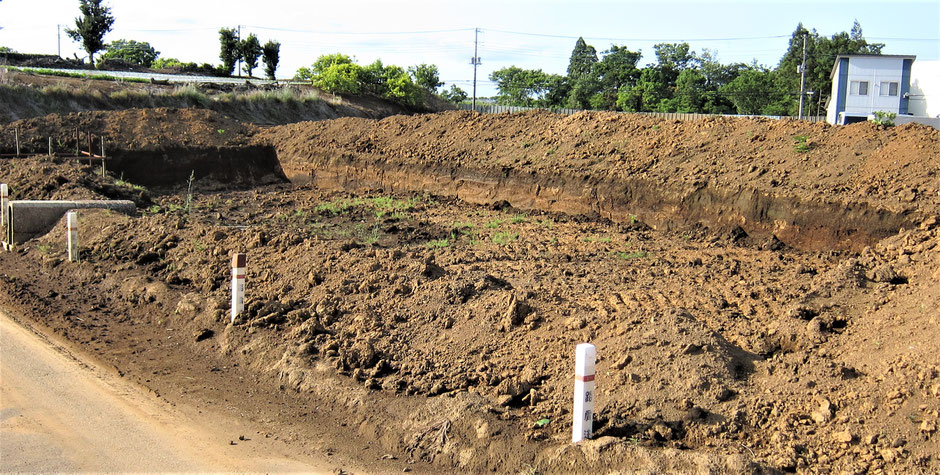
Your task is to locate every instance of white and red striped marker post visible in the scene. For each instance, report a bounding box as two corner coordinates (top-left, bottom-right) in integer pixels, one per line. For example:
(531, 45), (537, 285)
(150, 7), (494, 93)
(1, 184), (8, 229)
(231, 253), (246, 323)
(572, 343), (597, 443)
(66, 211), (78, 262)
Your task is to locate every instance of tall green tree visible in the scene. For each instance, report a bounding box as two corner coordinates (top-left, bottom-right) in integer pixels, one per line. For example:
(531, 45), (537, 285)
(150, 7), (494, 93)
(719, 67), (791, 115)
(567, 37), (598, 81)
(408, 63), (444, 92)
(697, 49), (746, 114)
(618, 67), (675, 112)
(590, 45), (642, 110)
(262, 40), (280, 80)
(774, 21), (884, 115)
(65, 0), (115, 66)
(654, 42), (696, 71)
(675, 69), (706, 112)
(565, 37), (600, 109)
(100, 39), (158, 67)
(239, 33), (262, 77)
(218, 28), (239, 76)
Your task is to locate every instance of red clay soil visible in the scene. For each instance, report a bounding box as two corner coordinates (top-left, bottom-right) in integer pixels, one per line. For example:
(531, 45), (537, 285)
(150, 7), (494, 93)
(0, 108), (938, 473)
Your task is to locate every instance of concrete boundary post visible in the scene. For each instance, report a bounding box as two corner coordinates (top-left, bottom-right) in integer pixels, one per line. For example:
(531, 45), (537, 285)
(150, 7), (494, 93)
(572, 343), (597, 443)
(66, 211), (78, 262)
(231, 253), (246, 323)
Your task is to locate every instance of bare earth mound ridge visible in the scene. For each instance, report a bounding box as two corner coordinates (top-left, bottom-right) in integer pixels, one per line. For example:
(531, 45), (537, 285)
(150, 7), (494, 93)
(1, 108), (938, 473)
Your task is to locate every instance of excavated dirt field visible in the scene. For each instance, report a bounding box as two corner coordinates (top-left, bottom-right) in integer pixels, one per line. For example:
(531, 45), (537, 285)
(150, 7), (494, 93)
(1, 108), (939, 473)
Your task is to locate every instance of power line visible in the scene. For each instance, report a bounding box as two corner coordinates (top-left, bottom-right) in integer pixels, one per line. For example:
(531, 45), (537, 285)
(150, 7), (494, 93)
(483, 28), (792, 43)
(245, 25), (475, 36)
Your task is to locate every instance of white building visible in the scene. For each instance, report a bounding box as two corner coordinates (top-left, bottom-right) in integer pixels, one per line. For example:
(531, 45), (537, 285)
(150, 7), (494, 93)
(827, 54), (940, 128)
(908, 60), (940, 119)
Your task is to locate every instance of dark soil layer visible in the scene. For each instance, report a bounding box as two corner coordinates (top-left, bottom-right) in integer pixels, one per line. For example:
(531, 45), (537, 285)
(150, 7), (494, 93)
(0, 108), (938, 473)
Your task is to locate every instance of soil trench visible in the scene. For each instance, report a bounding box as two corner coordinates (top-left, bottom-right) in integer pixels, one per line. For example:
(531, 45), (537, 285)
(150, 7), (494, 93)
(106, 145), (286, 188)
(283, 159), (914, 252)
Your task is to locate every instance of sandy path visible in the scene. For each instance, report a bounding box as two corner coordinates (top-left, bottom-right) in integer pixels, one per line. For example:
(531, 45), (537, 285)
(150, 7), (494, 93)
(0, 310), (338, 473)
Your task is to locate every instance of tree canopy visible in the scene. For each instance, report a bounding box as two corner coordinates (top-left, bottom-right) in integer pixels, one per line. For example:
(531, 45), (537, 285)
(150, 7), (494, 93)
(262, 40), (281, 80)
(409, 64), (444, 92)
(239, 33), (262, 77)
(100, 39), (158, 67)
(296, 54), (426, 107)
(218, 28), (239, 76)
(65, 0), (115, 65)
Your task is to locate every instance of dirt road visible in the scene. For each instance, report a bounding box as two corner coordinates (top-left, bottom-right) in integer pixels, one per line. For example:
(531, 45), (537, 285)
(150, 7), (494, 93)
(0, 310), (336, 473)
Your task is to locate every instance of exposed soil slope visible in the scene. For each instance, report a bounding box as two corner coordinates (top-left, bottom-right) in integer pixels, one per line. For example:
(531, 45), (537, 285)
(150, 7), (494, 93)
(0, 109), (282, 187)
(0, 108), (938, 473)
(0, 69), (452, 124)
(261, 110), (939, 251)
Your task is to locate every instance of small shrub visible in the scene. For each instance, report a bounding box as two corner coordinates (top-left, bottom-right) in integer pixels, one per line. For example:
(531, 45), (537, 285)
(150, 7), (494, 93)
(427, 238), (450, 249)
(792, 135), (811, 153)
(492, 232), (519, 245)
(871, 111), (896, 127)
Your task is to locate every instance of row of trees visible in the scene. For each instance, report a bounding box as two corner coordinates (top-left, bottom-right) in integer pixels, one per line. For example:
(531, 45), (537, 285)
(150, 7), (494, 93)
(489, 21), (885, 116)
(218, 28), (281, 79)
(63, 0), (282, 78)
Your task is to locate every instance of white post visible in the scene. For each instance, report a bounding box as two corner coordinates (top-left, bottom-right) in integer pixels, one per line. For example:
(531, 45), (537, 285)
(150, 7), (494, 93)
(572, 343), (597, 443)
(66, 211), (78, 262)
(1, 184), (8, 229)
(231, 253), (246, 323)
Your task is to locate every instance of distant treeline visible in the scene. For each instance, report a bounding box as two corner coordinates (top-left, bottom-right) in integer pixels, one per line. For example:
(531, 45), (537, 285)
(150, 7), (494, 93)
(488, 21), (885, 117)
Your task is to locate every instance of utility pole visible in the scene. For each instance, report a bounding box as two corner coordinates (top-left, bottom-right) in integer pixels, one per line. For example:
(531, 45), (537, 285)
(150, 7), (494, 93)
(237, 25), (242, 78)
(798, 32), (808, 120)
(471, 28), (481, 110)
(57, 24), (61, 58)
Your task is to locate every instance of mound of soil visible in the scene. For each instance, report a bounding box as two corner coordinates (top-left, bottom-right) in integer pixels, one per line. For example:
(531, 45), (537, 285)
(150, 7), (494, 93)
(0, 109), (938, 473)
(1, 108), (257, 153)
(261, 110), (939, 251)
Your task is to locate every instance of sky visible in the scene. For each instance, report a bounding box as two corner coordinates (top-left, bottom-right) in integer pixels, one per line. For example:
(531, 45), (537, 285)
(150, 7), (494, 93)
(1, 0), (938, 97)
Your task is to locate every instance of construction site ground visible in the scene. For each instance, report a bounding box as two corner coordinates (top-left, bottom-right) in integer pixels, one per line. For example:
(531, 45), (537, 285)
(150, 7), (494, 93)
(0, 105), (938, 474)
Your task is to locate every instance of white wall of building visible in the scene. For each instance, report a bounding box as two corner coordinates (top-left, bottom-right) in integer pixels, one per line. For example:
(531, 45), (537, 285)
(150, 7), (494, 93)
(842, 56), (905, 117)
(909, 60), (940, 118)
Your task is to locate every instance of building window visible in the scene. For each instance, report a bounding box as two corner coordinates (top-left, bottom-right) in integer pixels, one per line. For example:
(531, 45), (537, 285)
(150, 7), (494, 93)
(851, 81), (869, 96)
(880, 81), (899, 97)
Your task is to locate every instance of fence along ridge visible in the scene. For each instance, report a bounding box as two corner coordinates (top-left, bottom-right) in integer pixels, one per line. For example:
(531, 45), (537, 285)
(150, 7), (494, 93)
(458, 103), (826, 123)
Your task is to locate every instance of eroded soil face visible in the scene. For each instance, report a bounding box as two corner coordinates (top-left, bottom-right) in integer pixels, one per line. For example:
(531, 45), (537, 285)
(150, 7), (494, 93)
(1, 109), (938, 473)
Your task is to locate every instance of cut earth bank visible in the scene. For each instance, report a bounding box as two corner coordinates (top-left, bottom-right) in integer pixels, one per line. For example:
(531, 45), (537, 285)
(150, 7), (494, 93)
(0, 108), (938, 473)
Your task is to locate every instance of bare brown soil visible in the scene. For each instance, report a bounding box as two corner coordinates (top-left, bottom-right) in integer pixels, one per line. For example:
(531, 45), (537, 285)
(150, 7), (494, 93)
(0, 107), (938, 473)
